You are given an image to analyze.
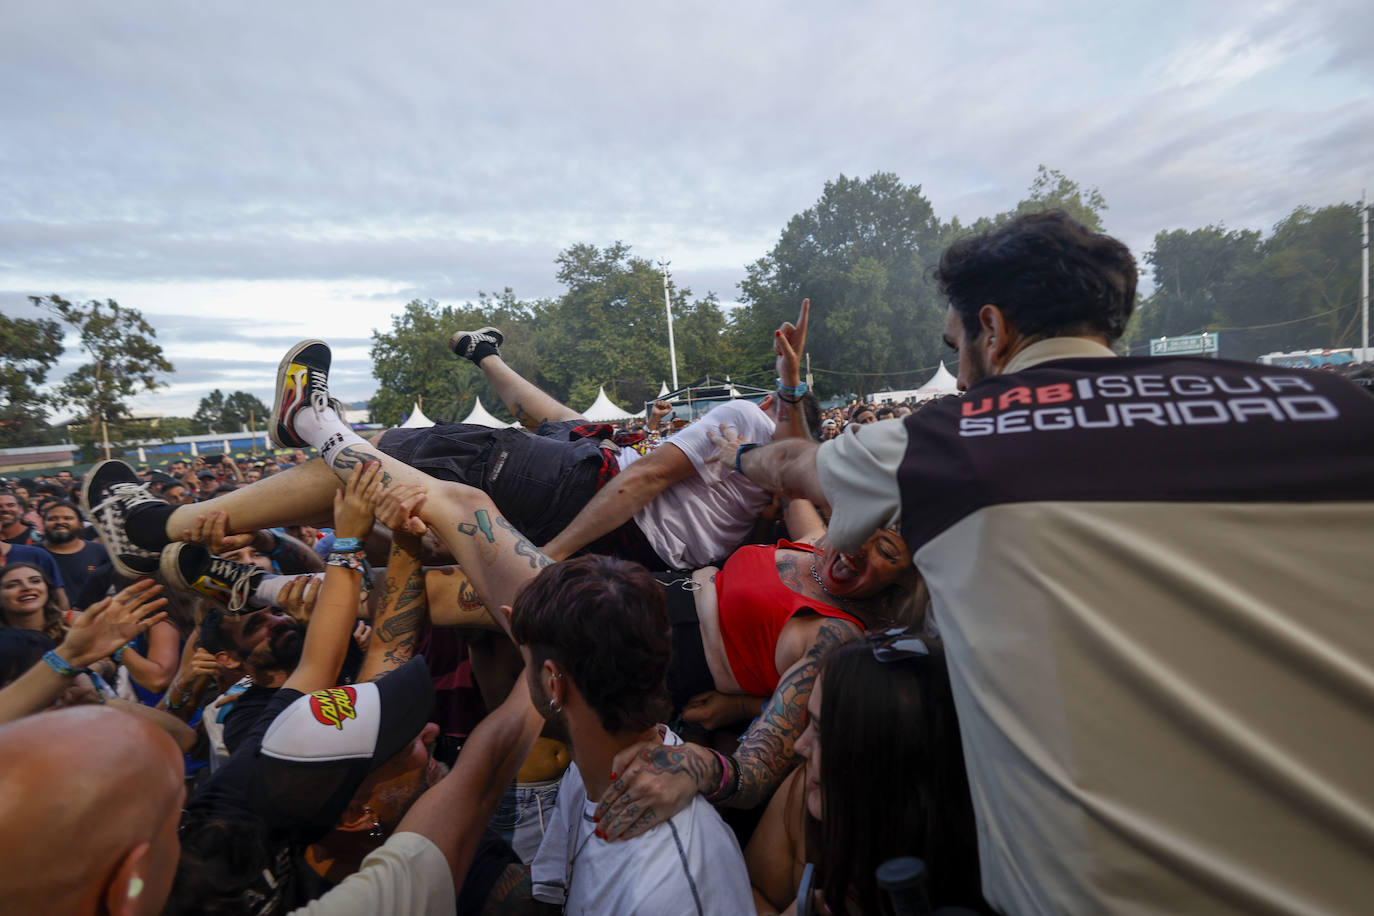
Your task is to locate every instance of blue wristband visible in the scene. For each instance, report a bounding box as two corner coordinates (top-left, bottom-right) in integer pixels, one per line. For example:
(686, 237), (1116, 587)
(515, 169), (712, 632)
(113, 641), (136, 665)
(735, 442), (763, 474)
(330, 537), (363, 552)
(42, 649), (82, 677)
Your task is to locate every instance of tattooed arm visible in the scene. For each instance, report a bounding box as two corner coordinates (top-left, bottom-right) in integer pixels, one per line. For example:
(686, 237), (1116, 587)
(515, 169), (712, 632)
(594, 617), (859, 839)
(357, 530), (427, 683)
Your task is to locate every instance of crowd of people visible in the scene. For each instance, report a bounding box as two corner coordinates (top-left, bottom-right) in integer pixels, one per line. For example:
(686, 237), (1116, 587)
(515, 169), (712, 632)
(1, 209), (1371, 915)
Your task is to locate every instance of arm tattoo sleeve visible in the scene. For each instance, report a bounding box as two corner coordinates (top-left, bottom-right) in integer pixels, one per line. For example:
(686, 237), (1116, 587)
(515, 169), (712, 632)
(728, 618), (858, 808)
(369, 540), (426, 678)
(497, 517), (553, 570)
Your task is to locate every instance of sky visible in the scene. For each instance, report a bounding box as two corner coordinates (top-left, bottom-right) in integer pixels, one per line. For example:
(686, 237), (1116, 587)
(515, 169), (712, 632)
(2, 0), (1371, 419)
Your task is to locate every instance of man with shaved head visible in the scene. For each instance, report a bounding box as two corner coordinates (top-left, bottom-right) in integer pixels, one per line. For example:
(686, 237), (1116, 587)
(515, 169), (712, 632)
(0, 706), (185, 915)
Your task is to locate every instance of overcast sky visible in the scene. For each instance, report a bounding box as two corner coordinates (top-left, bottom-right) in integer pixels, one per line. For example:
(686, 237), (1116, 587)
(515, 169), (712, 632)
(2, 0), (1370, 418)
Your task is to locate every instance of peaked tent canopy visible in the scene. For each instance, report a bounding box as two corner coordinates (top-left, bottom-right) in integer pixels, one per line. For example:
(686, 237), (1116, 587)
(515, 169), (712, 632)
(582, 387), (641, 422)
(916, 361), (959, 395)
(400, 402), (436, 428)
(460, 396), (509, 429)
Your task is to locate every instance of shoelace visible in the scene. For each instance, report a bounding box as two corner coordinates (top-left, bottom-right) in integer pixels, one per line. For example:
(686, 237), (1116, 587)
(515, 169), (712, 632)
(206, 556), (254, 613)
(90, 482), (161, 558)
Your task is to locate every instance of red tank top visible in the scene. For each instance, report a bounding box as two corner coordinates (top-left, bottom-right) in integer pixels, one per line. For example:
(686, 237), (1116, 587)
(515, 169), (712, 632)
(716, 539), (865, 696)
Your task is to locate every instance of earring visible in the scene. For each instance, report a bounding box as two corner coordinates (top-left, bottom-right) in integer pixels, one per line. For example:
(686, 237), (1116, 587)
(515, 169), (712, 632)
(364, 806), (384, 840)
(549, 697), (563, 714)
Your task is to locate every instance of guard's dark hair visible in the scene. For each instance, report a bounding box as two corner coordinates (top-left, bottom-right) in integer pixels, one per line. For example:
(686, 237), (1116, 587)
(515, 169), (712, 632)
(935, 209), (1137, 345)
(807, 638), (985, 914)
(510, 555), (671, 734)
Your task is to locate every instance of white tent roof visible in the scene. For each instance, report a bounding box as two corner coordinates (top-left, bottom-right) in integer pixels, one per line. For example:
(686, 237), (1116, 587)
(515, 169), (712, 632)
(460, 396), (508, 429)
(581, 387), (637, 422)
(656, 381), (669, 398)
(400, 402), (435, 428)
(916, 361), (959, 394)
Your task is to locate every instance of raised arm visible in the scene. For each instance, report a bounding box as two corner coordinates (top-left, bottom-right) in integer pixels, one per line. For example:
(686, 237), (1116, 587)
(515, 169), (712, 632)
(772, 298), (811, 442)
(358, 484), (430, 683)
(282, 463), (380, 695)
(708, 432), (827, 510)
(540, 443), (696, 561)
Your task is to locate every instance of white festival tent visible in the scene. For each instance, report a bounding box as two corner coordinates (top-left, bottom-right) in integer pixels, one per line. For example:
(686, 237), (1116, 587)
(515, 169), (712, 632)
(460, 396), (514, 429)
(400, 402), (436, 429)
(582, 387), (643, 422)
(872, 361), (960, 404)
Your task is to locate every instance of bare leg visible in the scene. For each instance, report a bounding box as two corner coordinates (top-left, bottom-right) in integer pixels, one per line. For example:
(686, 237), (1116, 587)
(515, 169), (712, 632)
(478, 354), (583, 428)
(163, 459), (340, 539)
(327, 440), (550, 613)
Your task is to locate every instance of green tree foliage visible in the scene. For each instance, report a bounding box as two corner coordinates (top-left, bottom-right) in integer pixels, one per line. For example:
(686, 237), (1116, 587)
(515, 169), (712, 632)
(737, 173), (947, 396)
(1126, 204), (1362, 360)
(193, 389), (269, 433)
(0, 312), (64, 447)
(32, 295), (173, 458)
(369, 251), (730, 424)
(369, 291), (546, 427)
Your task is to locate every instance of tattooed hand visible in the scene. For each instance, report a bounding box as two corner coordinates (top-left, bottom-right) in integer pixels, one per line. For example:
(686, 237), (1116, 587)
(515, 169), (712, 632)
(594, 741), (718, 841)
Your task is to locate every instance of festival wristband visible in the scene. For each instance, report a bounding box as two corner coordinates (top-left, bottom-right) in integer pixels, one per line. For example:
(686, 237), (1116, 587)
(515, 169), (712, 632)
(734, 442), (763, 474)
(112, 641), (136, 665)
(704, 749), (731, 803)
(330, 537), (363, 552)
(776, 380), (808, 397)
(42, 649), (84, 678)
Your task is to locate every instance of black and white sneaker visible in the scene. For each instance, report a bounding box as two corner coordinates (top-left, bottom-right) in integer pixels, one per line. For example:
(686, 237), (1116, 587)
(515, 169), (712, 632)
(160, 542), (265, 615)
(81, 460), (164, 578)
(448, 326), (503, 364)
(270, 339), (333, 449)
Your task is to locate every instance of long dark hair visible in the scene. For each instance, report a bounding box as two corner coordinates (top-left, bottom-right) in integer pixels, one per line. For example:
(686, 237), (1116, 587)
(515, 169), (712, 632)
(0, 562), (67, 641)
(805, 637), (985, 914)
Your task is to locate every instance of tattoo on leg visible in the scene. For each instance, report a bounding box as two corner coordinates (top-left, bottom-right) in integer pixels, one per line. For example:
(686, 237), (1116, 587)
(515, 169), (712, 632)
(332, 445), (395, 487)
(496, 517), (552, 569)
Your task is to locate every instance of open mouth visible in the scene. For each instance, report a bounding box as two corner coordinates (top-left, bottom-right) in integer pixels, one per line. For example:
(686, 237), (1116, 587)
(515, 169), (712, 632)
(828, 551), (861, 584)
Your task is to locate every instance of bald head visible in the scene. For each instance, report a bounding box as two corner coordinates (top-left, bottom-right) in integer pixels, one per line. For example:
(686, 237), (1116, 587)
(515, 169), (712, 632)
(0, 707), (185, 915)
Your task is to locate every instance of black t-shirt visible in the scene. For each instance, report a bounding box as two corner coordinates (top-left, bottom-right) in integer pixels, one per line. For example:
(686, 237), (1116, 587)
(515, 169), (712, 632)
(2, 526), (39, 546)
(221, 683), (282, 756)
(47, 541), (110, 606)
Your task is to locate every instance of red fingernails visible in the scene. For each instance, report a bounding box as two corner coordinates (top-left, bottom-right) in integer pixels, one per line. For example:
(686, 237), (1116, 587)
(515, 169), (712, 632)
(592, 814), (600, 822)
(595, 829), (604, 839)
(608, 772), (619, 781)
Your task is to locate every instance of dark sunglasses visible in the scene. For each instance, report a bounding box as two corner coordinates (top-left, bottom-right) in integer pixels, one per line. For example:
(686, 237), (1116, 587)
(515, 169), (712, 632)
(867, 626), (930, 662)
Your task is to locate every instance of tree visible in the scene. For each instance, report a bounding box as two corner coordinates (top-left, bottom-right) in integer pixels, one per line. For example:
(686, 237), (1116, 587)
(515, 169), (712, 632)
(369, 291), (545, 427)
(193, 389), (268, 433)
(737, 172), (947, 395)
(0, 312), (64, 447)
(33, 295), (173, 457)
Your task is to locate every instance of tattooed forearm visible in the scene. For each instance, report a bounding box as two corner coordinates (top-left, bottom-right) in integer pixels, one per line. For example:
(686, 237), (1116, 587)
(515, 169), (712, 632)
(728, 619), (857, 808)
(362, 536), (425, 681)
(496, 517), (553, 569)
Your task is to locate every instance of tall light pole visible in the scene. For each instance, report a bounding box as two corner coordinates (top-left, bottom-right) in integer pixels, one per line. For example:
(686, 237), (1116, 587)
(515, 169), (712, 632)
(1361, 188), (1369, 363)
(658, 258), (680, 390)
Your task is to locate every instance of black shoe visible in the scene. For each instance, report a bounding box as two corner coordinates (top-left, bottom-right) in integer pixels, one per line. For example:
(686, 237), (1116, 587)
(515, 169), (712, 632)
(160, 542), (265, 615)
(81, 460), (163, 578)
(448, 326), (503, 363)
(270, 339), (333, 449)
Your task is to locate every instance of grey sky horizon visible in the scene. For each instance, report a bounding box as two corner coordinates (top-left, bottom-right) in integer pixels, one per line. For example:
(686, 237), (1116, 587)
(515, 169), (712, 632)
(3, 0), (1370, 419)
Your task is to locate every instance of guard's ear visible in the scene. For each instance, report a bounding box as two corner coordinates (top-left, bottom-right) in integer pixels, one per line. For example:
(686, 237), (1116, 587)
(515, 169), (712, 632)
(334, 801), (374, 834)
(760, 394), (776, 414)
(213, 651), (242, 672)
(103, 841), (150, 916)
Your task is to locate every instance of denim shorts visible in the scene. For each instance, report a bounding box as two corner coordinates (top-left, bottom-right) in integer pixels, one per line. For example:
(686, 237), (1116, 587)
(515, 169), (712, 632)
(378, 420), (607, 545)
(490, 778), (562, 864)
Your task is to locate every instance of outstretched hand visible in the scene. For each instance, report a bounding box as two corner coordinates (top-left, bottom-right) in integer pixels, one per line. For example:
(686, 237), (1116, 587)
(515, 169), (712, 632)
(333, 461), (383, 540)
(704, 423), (744, 469)
(375, 483), (429, 537)
(775, 298), (809, 388)
(60, 579), (169, 668)
(181, 510), (254, 554)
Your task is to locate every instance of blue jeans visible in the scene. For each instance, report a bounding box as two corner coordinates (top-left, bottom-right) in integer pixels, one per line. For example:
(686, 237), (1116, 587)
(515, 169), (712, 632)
(492, 778), (562, 864)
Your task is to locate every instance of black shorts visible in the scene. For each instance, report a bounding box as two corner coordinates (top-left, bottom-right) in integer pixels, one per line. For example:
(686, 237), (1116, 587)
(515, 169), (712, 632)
(655, 573), (716, 713)
(378, 419), (606, 546)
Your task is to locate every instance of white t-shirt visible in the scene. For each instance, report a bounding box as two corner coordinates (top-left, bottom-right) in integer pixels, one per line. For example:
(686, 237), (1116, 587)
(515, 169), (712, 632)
(530, 728), (754, 915)
(288, 831), (454, 916)
(621, 399), (775, 569)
